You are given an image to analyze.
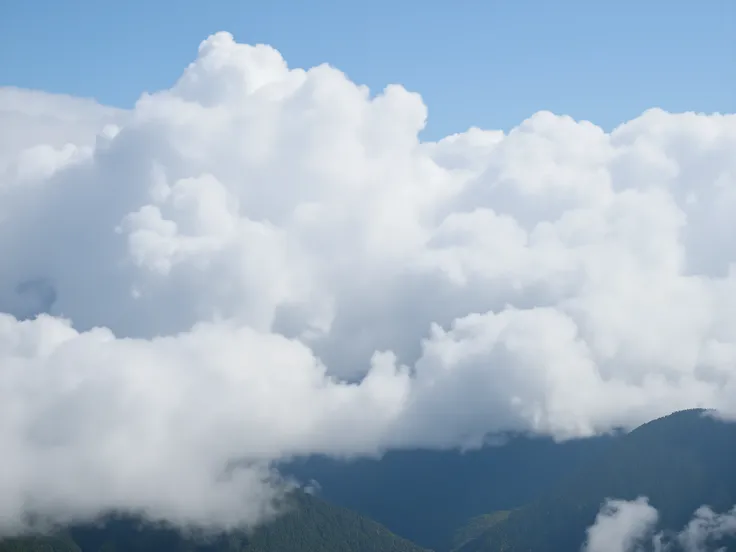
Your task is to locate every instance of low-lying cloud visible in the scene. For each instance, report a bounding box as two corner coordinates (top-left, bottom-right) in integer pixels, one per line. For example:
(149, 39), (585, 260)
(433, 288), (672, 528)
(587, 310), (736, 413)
(584, 498), (736, 552)
(1, 31), (736, 533)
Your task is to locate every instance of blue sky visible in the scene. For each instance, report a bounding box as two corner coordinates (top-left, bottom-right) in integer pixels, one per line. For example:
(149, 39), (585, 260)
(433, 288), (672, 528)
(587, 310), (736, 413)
(1, 0), (734, 139)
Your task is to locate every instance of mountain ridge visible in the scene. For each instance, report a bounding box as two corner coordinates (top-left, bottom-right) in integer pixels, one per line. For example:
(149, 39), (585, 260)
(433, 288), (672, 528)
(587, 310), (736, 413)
(455, 408), (736, 552)
(0, 492), (430, 552)
(2, 409), (733, 552)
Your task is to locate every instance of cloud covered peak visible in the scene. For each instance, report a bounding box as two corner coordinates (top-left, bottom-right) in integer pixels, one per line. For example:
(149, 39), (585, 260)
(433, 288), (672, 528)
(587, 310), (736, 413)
(0, 32), (735, 533)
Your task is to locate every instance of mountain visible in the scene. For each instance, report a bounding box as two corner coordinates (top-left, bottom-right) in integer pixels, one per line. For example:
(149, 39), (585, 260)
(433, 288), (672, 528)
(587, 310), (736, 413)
(451, 511), (511, 551)
(2, 409), (733, 552)
(455, 409), (736, 552)
(0, 492), (430, 552)
(281, 433), (615, 550)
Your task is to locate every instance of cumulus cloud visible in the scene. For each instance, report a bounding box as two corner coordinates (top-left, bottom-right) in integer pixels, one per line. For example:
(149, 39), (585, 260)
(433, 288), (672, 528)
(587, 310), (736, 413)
(1, 30), (736, 532)
(584, 499), (736, 552)
(0, 87), (125, 183)
(584, 497), (659, 552)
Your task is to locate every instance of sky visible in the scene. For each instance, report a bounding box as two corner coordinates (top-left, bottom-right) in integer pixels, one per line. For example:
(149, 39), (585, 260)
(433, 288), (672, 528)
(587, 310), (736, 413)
(1, 0), (736, 540)
(1, 0), (734, 139)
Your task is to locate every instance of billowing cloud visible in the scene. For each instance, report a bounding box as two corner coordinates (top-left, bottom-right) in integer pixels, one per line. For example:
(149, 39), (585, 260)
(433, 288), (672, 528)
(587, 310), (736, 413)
(583, 497), (659, 552)
(678, 505), (736, 552)
(0, 87), (126, 183)
(1, 30), (736, 532)
(584, 498), (736, 552)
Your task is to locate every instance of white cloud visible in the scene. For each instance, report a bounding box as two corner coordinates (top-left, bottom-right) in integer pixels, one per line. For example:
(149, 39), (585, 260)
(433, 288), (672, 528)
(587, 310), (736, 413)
(584, 499), (736, 552)
(0, 314), (409, 533)
(584, 497), (659, 552)
(0, 87), (125, 184)
(1, 30), (736, 532)
(678, 505), (736, 552)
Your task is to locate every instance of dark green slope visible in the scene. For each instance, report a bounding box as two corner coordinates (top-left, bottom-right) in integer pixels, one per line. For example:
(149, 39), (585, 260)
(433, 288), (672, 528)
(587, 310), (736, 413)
(241, 492), (429, 552)
(451, 511), (510, 551)
(457, 409), (736, 552)
(0, 492), (430, 552)
(282, 433), (615, 550)
(0, 536), (81, 552)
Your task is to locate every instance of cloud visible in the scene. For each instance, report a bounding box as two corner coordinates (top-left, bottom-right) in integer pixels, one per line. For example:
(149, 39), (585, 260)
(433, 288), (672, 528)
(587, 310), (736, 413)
(584, 499), (736, 552)
(678, 505), (736, 552)
(0, 314), (408, 533)
(0, 87), (125, 182)
(583, 497), (659, 552)
(1, 30), (736, 531)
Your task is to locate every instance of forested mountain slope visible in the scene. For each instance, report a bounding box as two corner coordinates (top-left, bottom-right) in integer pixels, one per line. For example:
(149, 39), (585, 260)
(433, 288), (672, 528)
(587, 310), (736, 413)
(0, 492), (430, 552)
(3, 410), (732, 552)
(283, 433), (615, 550)
(456, 409), (736, 552)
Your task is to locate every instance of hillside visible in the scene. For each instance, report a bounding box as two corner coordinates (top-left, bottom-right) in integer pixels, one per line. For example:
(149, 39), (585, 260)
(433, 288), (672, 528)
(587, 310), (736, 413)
(451, 511), (510, 550)
(0, 492), (430, 552)
(455, 409), (736, 552)
(282, 433), (615, 550)
(2, 410), (733, 552)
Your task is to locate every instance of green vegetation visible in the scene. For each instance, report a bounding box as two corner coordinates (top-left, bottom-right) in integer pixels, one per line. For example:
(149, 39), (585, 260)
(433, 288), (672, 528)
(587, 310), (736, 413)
(0, 493), (429, 552)
(282, 433), (614, 550)
(241, 492), (429, 552)
(451, 511), (510, 551)
(0, 536), (81, 552)
(456, 409), (736, 552)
